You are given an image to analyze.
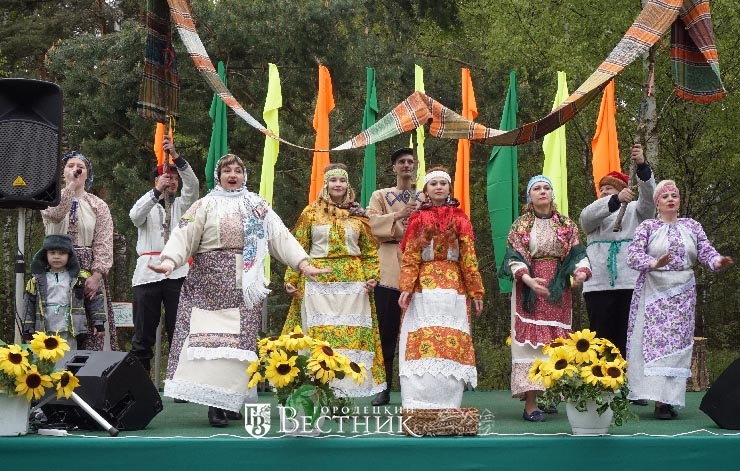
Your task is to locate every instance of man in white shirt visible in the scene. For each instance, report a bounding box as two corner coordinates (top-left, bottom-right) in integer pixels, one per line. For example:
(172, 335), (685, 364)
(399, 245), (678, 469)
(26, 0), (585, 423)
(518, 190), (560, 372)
(129, 137), (199, 374)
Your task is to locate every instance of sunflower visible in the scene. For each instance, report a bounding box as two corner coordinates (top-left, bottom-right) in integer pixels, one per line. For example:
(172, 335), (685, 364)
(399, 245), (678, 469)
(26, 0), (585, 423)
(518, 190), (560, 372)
(307, 358), (336, 383)
(580, 362), (606, 386)
(310, 341), (342, 370)
(598, 361), (626, 389)
(247, 371), (264, 389)
(50, 370), (80, 399)
(565, 329), (599, 365)
(344, 361), (367, 384)
(528, 358), (545, 384)
(0, 344), (30, 376)
(246, 360), (261, 378)
(542, 337), (567, 355)
(257, 336), (281, 357)
(283, 326), (313, 351)
(264, 350), (299, 388)
(30, 332), (69, 362)
(540, 347), (578, 381)
(15, 364), (52, 400)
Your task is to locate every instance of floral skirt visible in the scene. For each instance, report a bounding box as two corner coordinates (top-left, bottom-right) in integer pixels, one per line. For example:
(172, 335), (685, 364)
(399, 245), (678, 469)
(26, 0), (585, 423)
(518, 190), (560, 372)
(163, 250), (258, 411)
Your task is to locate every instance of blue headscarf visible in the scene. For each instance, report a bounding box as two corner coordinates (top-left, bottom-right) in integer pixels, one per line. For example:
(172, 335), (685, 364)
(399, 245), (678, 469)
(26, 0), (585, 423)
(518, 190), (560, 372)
(525, 175), (554, 203)
(62, 151), (94, 191)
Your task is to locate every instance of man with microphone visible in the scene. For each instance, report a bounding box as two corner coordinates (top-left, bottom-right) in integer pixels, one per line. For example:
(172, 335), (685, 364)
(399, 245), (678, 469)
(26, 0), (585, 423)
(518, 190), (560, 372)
(129, 136), (199, 379)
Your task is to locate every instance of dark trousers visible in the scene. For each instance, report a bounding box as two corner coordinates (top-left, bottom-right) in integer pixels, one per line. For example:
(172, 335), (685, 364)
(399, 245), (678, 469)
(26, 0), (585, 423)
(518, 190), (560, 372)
(584, 289), (633, 356)
(131, 277), (184, 372)
(374, 285), (402, 390)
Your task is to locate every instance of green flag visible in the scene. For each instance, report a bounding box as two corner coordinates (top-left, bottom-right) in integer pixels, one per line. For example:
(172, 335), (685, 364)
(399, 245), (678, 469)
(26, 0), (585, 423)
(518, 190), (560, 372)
(206, 61), (228, 190)
(360, 68), (378, 207)
(487, 70), (519, 294)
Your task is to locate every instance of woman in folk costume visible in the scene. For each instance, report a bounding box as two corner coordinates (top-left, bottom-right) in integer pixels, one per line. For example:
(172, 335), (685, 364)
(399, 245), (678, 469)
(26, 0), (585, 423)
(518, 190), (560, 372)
(397, 167), (484, 409)
(626, 180), (733, 420)
(499, 175), (591, 422)
(41, 151), (118, 351)
(282, 163), (386, 398)
(149, 154), (327, 427)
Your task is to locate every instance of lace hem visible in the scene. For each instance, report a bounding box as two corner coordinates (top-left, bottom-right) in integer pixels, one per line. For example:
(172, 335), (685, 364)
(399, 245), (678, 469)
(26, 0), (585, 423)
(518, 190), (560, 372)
(333, 382), (387, 398)
(164, 378), (256, 412)
(305, 281), (367, 296)
(307, 313), (372, 328)
(186, 346), (257, 362)
(400, 358), (477, 387)
(644, 366), (691, 378)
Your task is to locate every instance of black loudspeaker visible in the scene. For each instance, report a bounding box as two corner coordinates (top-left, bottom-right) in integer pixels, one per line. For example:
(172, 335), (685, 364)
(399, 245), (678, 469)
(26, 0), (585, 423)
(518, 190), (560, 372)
(700, 357), (740, 430)
(41, 351), (163, 431)
(0, 78), (62, 209)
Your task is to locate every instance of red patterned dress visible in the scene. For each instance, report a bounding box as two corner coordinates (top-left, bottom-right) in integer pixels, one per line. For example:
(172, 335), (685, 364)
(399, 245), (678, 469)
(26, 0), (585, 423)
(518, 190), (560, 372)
(501, 211), (591, 398)
(398, 204), (484, 409)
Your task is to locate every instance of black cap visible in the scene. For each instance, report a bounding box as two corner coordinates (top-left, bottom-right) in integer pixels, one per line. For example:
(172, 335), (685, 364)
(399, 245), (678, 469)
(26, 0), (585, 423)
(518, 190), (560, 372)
(390, 147), (414, 165)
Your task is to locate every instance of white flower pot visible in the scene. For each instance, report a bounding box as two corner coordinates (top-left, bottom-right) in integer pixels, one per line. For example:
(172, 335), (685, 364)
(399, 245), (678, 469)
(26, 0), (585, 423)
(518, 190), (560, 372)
(565, 400), (613, 436)
(0, 393), (30, 437)
(278, 406), (326, 437)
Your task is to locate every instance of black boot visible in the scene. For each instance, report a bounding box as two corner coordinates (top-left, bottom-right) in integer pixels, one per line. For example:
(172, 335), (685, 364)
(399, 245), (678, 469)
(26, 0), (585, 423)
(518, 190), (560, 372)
(208, 407), (228, 427)
(225, 410), (243, 421)
(371, 389), (390, 406)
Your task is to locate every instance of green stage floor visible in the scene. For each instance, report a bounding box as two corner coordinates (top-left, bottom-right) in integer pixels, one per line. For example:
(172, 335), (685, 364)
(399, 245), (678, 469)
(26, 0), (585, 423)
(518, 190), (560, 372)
(3, 391), (740, 471)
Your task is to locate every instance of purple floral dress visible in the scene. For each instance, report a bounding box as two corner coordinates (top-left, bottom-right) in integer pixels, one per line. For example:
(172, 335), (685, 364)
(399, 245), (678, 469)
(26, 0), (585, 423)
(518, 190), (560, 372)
(626, 218), (720, 406)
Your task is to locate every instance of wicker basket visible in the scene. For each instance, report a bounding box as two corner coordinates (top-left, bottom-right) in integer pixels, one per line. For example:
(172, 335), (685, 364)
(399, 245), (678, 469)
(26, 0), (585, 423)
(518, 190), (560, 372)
(401, 408), (479, 437)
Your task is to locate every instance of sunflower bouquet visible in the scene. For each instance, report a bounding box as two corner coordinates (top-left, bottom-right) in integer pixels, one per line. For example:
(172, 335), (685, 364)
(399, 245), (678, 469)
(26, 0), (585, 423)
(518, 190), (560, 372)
(247, 326), (366, 424)
(529, 329), (633, 425)
(0, 332), (80, 401)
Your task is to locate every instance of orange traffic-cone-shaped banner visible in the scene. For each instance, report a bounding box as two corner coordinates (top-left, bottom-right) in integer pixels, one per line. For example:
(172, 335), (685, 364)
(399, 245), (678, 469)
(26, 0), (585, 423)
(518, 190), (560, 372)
(309, 65), (335, 203)
(454, 68), (477, 216)
(591, 79), (621, 197)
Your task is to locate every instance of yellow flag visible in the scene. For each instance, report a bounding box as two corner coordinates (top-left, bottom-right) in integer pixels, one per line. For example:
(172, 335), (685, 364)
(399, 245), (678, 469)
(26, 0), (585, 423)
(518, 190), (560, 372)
(542, 71), (569, 216)
(410, 65), (426, 181)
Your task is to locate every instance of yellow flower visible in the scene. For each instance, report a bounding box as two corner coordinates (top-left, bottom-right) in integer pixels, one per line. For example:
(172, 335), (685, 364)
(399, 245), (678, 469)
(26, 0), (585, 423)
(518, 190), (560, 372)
(542, 338), (567, 355)
(505, 335), (512, 347)
(599, 361), (626, 390)
(344, 362), (367, 384)
(246, 360), (261, 377)
(528, 358), (545, 383)
(580, 363), (605, 386)
(540, 347), (578, 381)
(15, 364), (52, 401)
(247, 371), (264, 389)
(51, 370), (80, 399)
(264, 350), (299, 388)
(30, 332), (70, 362)
(284, 326), (313, 351)
(0, 345), (30, 377)
(565, 329), (599, 365)
(311, 342), (341, 370)
(307, 358), (335, 383)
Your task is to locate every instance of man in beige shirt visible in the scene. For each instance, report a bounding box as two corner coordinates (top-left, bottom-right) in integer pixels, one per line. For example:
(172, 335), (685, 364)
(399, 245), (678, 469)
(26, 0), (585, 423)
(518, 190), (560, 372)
(366, 148), (419, 406)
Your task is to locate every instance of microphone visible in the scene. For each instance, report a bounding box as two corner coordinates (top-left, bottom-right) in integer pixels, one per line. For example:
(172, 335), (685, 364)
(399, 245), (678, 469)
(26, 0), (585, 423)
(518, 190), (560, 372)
(74, 169), (83, 178)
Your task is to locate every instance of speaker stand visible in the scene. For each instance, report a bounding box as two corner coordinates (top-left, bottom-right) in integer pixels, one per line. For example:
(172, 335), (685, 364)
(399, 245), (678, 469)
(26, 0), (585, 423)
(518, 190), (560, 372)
(13, 208), (26, 344)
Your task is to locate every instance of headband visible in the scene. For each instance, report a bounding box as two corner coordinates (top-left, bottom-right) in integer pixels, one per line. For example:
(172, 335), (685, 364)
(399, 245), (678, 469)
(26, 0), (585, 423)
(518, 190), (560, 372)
(653, 184), (679, 206)
(324, 168), (349, 183)
(526, 175), (555, 203)
(423, 170), (451, 186)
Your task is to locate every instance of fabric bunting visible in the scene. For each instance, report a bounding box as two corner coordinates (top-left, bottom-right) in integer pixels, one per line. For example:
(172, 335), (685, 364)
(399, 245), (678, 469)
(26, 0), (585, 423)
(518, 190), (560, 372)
(542, 71), (569, 217)
(454, 68), (477, 217)
(308, 65), (335, 203)
(206, 61), (228, 190)
(360, 68), (378, 208)
(487, 70), (518, 294)
(154, 0), (723, 152)
(591, 79), (621, 198)
(411, 64), (426, 181)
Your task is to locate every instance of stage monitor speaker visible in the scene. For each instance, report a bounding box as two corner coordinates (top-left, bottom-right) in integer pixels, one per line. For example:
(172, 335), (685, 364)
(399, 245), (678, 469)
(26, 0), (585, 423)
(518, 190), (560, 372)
(700, 357), (740, 430)
(0, 78), (62, 209)
(41, 351), (163, 431)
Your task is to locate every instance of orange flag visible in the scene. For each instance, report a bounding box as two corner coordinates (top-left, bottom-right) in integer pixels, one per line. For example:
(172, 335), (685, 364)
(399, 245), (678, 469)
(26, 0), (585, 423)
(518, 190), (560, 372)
(591, 79), (621, 197)
(309, 65), (335, 203)
(454, 68), (477, 216)
(153, 122), (174, 166)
